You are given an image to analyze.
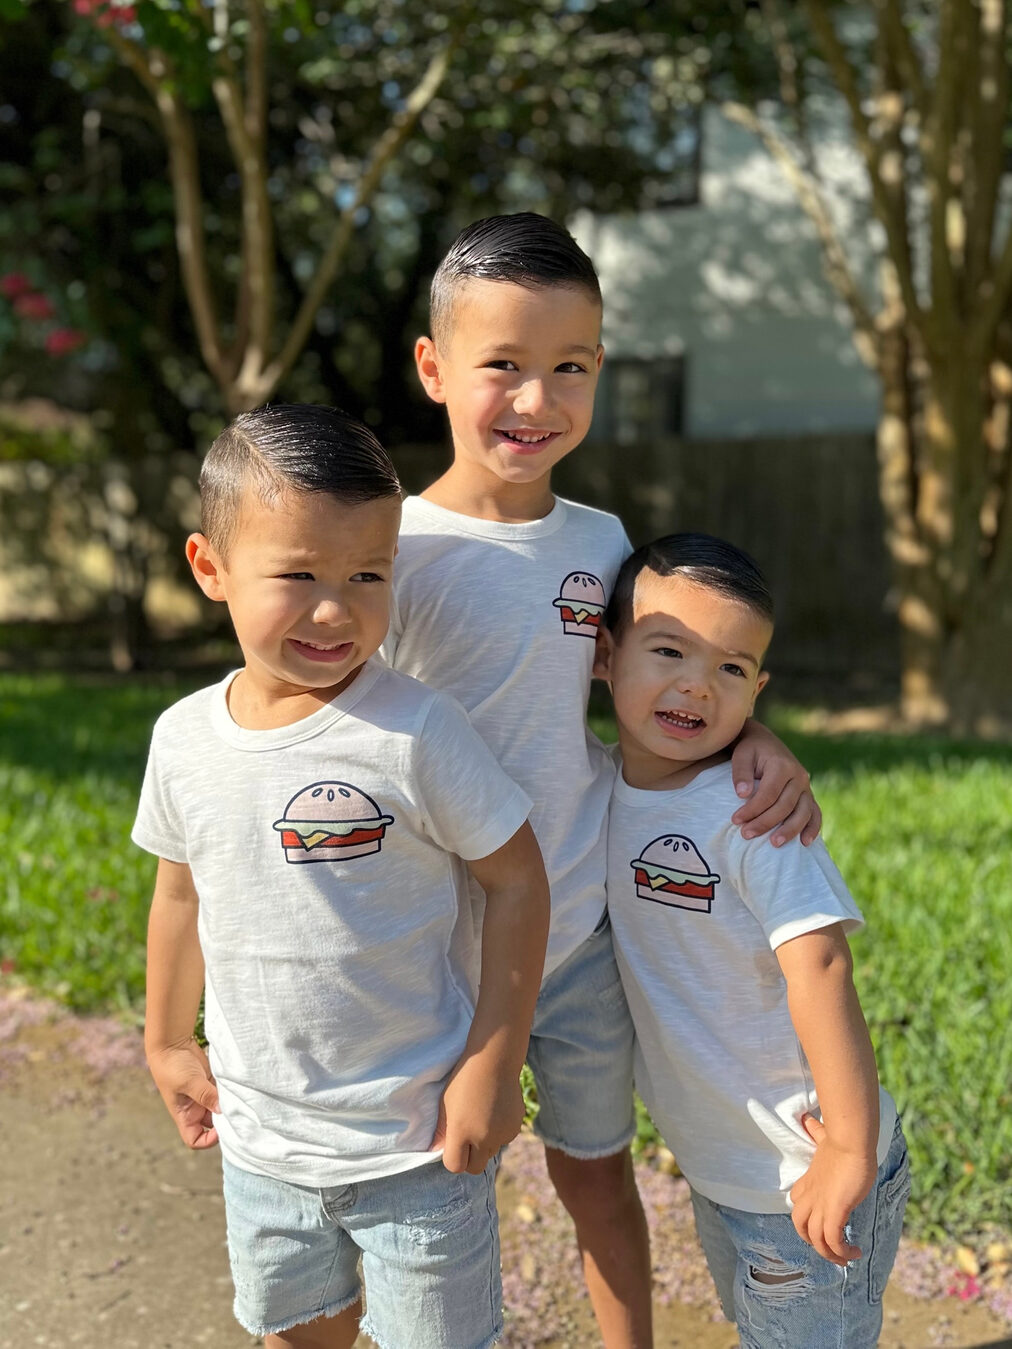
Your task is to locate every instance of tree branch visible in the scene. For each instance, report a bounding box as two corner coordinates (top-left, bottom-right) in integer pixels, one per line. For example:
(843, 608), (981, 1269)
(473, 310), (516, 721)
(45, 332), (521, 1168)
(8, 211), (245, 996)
(801, 1), (929, 349)
(105, 28), (226, 385)
(722, 101), (880, 368)
(251, 35), (458, 406)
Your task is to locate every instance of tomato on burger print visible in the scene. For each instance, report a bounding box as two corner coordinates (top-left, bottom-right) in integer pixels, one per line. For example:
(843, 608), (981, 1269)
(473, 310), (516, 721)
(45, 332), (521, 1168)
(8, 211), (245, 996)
(553, 571), (606, 637)
(272, 782), (394, 864)
(631, 835), (720, 914)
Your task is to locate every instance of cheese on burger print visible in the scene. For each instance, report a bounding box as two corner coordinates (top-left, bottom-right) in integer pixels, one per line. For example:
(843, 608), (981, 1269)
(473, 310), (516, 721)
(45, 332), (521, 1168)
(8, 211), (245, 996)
(272, 781), (394, 863)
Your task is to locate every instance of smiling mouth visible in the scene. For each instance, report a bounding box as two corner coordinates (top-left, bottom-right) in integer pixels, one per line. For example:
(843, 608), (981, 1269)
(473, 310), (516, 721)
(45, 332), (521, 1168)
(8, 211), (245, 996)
(496, 429), (558, 448)
(289, 638), (354, 663)
(655, 709), (706, 733)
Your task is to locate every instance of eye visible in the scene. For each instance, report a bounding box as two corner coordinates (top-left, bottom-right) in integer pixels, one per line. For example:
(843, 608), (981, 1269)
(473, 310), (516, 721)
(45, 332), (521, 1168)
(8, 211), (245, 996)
(653, 646), (682, 659)
(351, 571), (385, 583)
(280, 571), (314, 581)
(720, 662), (747, 678)
(556, 361), (587, 374)
(484, 359), (518, 372)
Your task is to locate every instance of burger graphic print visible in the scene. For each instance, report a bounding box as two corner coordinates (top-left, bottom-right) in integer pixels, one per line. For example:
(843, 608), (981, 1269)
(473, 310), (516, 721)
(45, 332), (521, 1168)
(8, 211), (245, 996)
(553, 571), (606, 637)
(273, 781), (394, 864)
(631, 835), (720, 913)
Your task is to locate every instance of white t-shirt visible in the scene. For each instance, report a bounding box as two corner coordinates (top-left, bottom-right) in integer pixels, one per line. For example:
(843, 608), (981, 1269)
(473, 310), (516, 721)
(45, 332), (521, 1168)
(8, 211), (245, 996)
(608, 760), (896, 1213)
(383, 494), (630, 975)
(132, 660), (531, 1187)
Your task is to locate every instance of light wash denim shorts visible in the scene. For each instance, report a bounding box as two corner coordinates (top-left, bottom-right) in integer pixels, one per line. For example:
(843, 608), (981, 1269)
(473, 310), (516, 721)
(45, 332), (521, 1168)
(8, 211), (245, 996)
(690, 1118), (910, 1349)
(525, 912), (637, 1158)
(221, 1154), (502, 1348)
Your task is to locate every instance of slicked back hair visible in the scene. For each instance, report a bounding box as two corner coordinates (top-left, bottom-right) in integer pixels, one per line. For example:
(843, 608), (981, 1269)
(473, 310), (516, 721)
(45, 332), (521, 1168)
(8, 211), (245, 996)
(605, 533), (775, 642)
(429, 212), (602, 348)
(200, 404), (401, 559)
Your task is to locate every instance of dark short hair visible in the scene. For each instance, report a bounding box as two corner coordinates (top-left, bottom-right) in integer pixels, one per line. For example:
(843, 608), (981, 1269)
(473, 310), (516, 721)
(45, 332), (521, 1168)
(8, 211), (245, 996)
(430, 212), (601, 347)
(200, 403), (401, 557)
(605, 533), (775, 641)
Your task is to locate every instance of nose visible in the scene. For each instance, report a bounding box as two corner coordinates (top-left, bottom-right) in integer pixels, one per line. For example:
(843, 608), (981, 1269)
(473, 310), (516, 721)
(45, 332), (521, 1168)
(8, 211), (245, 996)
(312, 593), (349, 625)
(513, 377), (551, 416)
(675, 663), (709, 698)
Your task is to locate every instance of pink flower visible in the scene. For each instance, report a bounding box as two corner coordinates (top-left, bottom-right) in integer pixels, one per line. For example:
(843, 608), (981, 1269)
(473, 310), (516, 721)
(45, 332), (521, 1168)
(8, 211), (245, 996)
(14, 292), (56, 320)
(0, 272), (32, 298)
(946, 1271), (981, 1301)
(73, 0), (94, 13)
(45, 327), (87, 355)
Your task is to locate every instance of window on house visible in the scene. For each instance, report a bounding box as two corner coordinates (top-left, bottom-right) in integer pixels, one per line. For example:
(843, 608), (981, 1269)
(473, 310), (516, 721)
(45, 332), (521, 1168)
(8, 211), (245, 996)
(589, 355), (686, 444)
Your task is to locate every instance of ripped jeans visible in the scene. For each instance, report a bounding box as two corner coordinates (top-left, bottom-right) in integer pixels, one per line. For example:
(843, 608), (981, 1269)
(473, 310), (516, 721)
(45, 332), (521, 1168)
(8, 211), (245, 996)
(690, 1120), (910, 1348)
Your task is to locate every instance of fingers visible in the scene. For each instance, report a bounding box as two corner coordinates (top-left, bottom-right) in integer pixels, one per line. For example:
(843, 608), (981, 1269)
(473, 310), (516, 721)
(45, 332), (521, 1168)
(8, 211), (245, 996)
(801, 798), (823, 847)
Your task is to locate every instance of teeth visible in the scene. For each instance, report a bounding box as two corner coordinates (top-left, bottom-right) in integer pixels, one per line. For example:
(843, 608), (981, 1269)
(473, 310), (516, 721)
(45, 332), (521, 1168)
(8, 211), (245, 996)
(501, 429), (553, 444)
(659, 710), (704, 729)
(299, 640), (345, 651)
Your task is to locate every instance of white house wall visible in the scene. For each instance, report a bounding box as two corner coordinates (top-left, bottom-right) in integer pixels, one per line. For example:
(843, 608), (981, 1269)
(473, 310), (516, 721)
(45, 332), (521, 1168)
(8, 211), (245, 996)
(571, 104), (882, 438)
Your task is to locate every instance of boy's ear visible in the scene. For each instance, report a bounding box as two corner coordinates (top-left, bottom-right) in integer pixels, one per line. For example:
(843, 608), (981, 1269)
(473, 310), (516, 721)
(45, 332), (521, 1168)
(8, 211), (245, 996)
(414, 336), (446, 404)
(594, 343), (604, 373)
(186, 533), (228, 602)
(750, 669), (771, 713)
(592, 627), (615, 682)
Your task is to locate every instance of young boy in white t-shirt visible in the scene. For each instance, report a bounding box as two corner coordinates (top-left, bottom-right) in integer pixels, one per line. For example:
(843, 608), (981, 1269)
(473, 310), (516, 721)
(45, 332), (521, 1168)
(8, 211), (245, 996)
(595, 532), (909, 1348)
(384, 213), (823, 1346)
(133, 404), (549, 1349)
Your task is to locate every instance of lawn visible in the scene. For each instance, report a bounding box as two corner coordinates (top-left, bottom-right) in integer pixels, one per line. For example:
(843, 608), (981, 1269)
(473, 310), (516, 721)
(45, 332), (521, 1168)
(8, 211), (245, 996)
(3, 672), (1011, 1242)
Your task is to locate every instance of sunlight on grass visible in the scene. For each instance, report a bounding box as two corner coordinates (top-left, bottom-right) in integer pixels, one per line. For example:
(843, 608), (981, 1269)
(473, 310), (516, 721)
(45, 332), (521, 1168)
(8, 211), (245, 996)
(3, 675), (1011, 1240)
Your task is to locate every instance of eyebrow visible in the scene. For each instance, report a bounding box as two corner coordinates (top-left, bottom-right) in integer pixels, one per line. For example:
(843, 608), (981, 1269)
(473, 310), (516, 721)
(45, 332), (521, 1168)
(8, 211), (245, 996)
(476, 343), (599, 360)
(643, 629), (760, 669)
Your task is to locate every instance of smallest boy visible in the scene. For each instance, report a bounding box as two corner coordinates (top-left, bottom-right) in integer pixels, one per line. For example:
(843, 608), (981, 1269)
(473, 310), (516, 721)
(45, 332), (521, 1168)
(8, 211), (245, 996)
(133, 404), (549, 1349)
(595, 533), (909, 1348)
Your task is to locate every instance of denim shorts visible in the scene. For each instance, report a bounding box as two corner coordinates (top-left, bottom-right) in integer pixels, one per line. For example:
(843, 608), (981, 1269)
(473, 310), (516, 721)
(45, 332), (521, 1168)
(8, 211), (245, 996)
(690, 1118), (910, 1349)
(525, 912), (637, 1158)
(221, 1154), (502, 1348)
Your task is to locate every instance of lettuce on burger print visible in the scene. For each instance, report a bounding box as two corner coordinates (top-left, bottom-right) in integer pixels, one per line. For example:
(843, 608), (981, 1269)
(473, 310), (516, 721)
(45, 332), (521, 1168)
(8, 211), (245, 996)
(273, 782), (394, 864)
(553, 571), (606, 637)
(631, 835), (720, 913)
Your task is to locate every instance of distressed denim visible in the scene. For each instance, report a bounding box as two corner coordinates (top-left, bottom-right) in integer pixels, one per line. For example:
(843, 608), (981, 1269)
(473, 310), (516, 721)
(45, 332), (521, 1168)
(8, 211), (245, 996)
(222, 1154), (502, 1348)
(691, 1119), (910, 1348)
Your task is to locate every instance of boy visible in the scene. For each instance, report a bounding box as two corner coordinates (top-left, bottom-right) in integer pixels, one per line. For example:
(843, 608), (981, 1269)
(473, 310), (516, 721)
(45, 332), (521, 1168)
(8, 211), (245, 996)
(133, 404), (550, 1349)
(595, 532), (909, 1347)
(383, 213), (822, 1346)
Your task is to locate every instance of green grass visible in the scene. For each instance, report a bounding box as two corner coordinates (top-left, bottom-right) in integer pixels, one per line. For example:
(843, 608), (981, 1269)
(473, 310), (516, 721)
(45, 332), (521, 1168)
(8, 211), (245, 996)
(3, 674), (1011, 1241)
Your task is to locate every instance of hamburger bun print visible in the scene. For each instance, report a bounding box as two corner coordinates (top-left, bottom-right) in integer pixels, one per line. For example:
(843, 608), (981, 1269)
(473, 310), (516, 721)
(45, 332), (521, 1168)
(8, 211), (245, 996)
(273, 782), (394, 864)
(553, 571), (606, 637)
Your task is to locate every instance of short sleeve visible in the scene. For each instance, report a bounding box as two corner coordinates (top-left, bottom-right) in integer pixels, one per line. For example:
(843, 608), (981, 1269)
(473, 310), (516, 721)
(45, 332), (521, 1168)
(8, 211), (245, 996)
(412, 692), (531, 861)
(731, 835), (864, 951)
(131, 723), (189, 863)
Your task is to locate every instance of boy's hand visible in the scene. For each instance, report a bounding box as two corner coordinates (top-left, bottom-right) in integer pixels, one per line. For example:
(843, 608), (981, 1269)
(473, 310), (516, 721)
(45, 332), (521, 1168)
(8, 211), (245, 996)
(789, 1115), (877, 1266)
(730, 721), (821, 846)
(147, 1037), (220, 1151)
(429, 1051), (524, 1175)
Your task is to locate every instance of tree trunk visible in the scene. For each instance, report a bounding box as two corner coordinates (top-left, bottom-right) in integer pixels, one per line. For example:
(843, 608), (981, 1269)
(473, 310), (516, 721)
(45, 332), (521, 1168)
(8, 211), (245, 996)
(880, 354), (1012, 736)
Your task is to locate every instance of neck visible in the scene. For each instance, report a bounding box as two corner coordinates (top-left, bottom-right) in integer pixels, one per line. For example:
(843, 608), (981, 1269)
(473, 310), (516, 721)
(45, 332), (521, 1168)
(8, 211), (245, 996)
(421, 462), (555, 523)
(616, 729), (731, 792)
(228, 663), (364, 730)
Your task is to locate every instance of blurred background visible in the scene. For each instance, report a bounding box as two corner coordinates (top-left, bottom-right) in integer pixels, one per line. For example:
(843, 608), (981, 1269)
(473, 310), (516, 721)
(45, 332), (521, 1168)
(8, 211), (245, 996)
(2, 0), (1012, 1284)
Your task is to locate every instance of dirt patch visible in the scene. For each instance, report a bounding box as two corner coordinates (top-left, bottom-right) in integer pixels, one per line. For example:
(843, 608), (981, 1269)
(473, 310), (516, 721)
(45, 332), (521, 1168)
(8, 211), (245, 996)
(2, 991), (1010, 1348)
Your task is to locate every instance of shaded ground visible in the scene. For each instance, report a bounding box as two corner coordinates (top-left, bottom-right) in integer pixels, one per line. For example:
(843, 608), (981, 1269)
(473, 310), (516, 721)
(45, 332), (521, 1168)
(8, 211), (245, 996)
(2, 990), (1011, 1349)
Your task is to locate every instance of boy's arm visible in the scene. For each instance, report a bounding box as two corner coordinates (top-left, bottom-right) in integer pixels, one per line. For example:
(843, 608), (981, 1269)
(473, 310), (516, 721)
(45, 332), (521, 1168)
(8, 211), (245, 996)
(144, 857), (220, 1150)
(776, 923), (880, 1265)
(730, 718), (822, 847)
(431, 821), (550, 1175)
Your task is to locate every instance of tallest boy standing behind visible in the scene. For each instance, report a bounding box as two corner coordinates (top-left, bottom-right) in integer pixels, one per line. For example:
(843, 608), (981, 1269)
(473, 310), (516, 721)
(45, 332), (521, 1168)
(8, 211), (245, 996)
(383, 213), (822, 1347)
